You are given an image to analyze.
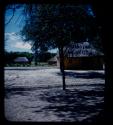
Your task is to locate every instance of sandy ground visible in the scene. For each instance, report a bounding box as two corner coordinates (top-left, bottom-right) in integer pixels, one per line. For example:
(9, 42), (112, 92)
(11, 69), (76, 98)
(4, 67), (105, 122)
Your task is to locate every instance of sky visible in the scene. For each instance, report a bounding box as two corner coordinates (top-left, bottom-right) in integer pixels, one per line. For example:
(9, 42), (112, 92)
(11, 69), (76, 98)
(5, 6), (33, 53)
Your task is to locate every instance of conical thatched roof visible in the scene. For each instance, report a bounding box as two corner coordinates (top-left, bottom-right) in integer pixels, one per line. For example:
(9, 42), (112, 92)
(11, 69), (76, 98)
(14, 57), (29, 62)
(63, 42), (104, 57)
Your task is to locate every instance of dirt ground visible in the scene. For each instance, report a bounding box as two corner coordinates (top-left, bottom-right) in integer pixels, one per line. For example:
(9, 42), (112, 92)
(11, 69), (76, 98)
(4, 67), (105, 122)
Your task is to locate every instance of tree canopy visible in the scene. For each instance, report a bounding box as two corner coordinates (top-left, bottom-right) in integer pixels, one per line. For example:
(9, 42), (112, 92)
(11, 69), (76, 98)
(21, 4), (102, 51)
(21, 4), (103, 90)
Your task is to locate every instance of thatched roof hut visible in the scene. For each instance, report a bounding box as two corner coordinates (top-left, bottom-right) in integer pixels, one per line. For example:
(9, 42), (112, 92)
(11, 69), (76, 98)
(14, 57), (29, 63)
(57, 42), (104, 69)
(48, 56), (57, 65)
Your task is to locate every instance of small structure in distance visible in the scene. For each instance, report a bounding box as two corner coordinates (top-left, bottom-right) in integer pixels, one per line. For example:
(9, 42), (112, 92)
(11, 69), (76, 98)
(14, 57), (29, 65)
(48, 56), (57, 66)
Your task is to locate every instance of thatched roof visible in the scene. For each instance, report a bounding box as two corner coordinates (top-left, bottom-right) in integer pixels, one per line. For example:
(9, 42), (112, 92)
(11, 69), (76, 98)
(14, 57), (29, 62)
(63, 42), (104, 57)
(48, 56), (57, 62)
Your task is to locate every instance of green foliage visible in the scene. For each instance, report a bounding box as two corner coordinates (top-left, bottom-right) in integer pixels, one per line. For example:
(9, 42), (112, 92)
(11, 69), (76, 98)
(4, 51), (33, 66)
(38, 52), (56, 62)
(4, 51), (56, 66)
(21, 4), (100, 51)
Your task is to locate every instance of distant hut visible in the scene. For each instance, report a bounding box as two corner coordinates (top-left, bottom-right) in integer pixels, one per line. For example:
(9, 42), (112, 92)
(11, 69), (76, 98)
(48, 56), (57, 65)
(57, 42), (104, 70)
(14, 57), (29, 65)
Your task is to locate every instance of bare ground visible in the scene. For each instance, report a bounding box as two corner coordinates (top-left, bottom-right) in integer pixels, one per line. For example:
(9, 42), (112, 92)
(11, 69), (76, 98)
(4, 67), (105, 122)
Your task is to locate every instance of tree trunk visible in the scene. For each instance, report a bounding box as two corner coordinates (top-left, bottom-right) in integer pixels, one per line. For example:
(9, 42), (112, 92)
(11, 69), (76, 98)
(59, 46), (66, 90)
(34, 52), (37, 66)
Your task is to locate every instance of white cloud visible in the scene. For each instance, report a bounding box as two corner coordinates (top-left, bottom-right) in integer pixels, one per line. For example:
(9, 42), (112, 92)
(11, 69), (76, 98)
(5, 32), (32, 52)
(13, 42), (31, 49)
(5, 32), (21, 41)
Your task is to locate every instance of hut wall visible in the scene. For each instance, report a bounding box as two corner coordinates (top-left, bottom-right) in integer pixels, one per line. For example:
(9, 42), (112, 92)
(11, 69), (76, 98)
(63, 56), (104, 70)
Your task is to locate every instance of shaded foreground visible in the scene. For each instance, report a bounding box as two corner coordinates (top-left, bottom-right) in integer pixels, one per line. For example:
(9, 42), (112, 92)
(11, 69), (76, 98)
(4, 67), (105, 122)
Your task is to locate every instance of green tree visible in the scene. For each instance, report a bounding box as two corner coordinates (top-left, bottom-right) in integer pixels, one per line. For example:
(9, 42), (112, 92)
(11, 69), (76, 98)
(4, 51), (33, 66)
(21, 4), (101, 90)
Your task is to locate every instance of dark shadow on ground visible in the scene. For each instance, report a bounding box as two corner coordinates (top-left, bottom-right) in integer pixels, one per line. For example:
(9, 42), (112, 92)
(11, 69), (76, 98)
(57, 71), (105, 79)
(38, 88), (104, 122)
(5, 84), (104, 122)
(5, 87), (33, 98)
(5, 82), (104, 98)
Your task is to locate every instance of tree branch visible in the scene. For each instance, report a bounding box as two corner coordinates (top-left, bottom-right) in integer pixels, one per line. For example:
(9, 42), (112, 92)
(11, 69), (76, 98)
(5, 7), (15, 25)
